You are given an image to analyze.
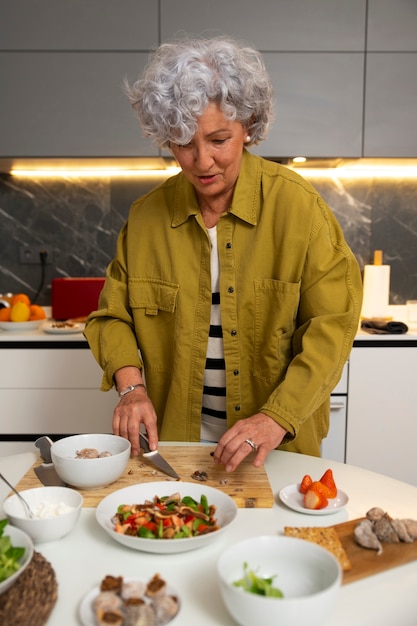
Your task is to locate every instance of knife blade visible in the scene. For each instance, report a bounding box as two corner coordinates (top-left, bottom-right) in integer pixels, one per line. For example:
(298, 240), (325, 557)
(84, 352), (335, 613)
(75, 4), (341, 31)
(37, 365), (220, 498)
(139, 431), (180, 479)
(34, 435), (67, 486)
(34, 463), (67, 487)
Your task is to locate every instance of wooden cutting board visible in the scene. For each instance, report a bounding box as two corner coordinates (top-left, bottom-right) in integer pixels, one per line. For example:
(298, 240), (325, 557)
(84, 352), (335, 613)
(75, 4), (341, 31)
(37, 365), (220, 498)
(14, 446), (275, 509)
(334, 518), (417, 584)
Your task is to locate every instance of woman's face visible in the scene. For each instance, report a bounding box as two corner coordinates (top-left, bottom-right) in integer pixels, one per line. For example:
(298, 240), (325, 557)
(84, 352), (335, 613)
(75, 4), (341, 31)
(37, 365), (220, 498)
(170, 102), (247, 208)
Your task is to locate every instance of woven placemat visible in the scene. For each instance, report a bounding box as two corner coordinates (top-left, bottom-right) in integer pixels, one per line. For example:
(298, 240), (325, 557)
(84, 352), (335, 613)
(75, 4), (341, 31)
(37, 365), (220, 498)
(0, 551), (58, 626)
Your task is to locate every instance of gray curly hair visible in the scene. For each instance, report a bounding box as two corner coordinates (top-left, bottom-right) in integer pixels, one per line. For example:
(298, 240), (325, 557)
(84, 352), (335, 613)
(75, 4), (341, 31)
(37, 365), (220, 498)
(124, 36), (275, 148)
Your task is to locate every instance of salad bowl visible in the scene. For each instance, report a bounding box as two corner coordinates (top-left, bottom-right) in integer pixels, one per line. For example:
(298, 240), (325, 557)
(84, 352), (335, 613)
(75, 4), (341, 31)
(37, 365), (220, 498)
(95, 481), (238, 553)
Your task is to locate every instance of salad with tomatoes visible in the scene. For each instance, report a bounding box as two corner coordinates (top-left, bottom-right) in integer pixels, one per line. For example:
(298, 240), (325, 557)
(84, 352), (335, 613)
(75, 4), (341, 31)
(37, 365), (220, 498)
(112, 492), (219, 539)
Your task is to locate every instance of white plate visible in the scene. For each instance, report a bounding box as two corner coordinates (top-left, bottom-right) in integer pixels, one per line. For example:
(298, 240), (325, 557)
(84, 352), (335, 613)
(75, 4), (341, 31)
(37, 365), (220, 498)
(0, 525), (34, 595)
(0, 320), (42, 331)
(95, 481), (238, 553)
(79, 577), (181, 626)
(278, 483), (349, 515)
(42, 322), (84, 334)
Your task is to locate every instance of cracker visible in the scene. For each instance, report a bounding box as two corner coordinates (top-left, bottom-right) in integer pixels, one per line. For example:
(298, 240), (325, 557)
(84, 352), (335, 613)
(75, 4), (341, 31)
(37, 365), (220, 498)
(284, 526), (352, 571)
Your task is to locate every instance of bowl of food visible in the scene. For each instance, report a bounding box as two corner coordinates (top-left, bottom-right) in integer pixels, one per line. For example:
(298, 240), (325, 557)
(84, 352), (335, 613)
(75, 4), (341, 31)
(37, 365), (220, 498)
(217, 535), (342, 626)
(3, 486), (83, 543)
(0, 520), (34, 595)
(95, 481), (238, 553)
(50, 434), (131, 490)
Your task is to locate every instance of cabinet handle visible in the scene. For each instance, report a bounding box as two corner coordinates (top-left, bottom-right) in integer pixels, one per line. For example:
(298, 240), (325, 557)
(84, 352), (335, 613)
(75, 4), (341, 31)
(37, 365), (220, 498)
(330, 402), (345, 410)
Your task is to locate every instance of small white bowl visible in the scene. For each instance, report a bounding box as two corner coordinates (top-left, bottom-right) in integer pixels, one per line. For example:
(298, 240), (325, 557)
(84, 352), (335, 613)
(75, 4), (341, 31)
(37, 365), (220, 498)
(218, 535), (342, 626)
(0, 524), (33, 595)
(50, 433), (131, 490)
(3, 486), (83, 543)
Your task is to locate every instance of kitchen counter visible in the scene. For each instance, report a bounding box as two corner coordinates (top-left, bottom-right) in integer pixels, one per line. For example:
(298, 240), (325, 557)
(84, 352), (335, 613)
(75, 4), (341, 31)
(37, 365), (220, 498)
(1, 446), (417, 626)
(1, 306), (416, 344)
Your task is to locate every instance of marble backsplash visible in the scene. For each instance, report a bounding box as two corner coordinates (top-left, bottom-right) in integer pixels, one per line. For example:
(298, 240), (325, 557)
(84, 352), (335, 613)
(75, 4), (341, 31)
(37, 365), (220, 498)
(0, 169), (416, 306)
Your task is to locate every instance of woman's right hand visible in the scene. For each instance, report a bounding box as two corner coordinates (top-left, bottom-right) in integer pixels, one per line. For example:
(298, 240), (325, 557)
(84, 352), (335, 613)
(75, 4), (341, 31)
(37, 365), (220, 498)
(113, 387), (159, 456)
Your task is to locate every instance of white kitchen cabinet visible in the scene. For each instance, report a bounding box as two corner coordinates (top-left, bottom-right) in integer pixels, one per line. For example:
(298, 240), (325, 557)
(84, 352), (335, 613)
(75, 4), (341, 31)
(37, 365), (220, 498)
(346, 345), (417, 487)
(363, 53), (417, 157)
(0, 347), (117, 441)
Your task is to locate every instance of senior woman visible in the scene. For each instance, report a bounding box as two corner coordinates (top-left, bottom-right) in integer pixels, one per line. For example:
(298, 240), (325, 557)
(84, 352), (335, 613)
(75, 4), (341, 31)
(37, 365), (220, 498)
(84, 36), (362, 472)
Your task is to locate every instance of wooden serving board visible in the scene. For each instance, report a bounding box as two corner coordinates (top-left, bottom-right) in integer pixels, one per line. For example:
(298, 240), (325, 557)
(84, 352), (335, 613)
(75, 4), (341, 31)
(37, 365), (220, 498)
(335, 518), (417, 585)
(15, 446), (275, 509)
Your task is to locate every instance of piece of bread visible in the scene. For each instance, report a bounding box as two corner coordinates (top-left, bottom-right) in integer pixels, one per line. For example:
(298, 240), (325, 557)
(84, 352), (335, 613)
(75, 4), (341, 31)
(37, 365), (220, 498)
(284, 526), (352, 571)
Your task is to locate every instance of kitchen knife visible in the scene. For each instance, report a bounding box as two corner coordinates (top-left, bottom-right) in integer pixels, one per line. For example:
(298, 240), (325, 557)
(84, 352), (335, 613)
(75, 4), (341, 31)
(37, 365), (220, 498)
(34, 436), (67, 487)
(139, 431), (180, 479)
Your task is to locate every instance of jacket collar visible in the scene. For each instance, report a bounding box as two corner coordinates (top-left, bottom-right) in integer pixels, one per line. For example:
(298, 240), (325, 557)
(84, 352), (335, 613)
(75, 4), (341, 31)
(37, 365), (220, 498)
(171, 150), (262, 227)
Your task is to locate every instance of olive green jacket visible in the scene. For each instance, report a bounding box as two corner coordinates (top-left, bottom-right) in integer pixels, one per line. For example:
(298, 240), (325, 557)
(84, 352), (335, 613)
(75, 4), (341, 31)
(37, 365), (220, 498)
(85, 150), (362, 455)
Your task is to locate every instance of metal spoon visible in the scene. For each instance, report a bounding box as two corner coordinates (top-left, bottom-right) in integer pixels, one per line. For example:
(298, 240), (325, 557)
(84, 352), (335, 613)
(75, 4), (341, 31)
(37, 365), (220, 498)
(0, 472), (35, 519)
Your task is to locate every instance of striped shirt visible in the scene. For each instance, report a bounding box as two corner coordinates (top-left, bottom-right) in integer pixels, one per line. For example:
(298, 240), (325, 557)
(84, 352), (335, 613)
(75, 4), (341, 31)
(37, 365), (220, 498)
(200, 226), (227, 442)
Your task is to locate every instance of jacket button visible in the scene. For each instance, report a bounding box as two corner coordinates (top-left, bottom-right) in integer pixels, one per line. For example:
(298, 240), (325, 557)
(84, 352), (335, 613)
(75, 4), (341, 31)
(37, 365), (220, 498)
(231, 329), (237, 336)
(234, 405), (241, 412)
(226, 242), (232, 249)
(228, 286), (234, 293)
(233, 369), (239, 376)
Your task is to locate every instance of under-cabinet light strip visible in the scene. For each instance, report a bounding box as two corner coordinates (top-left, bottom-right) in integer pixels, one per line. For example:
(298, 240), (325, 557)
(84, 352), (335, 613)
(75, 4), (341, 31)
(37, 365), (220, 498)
(9, 166), (417, 178)
(10, 167), (181, 177)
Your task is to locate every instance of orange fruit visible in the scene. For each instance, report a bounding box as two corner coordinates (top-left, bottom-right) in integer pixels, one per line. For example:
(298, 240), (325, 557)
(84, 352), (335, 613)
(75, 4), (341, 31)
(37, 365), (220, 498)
(10, 301), (31, 322)
(10, 293), (31, 307)
(0, 307), (11, 321)
(29, 304), (46, 320)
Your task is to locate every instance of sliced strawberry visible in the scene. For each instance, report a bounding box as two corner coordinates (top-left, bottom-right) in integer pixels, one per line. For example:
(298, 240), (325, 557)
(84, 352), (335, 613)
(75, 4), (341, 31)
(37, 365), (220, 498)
(310, 480), (331, 499)
(299, 474), (313, 494)
(304, 487), (328, 510)
(319, 469), (337, 498)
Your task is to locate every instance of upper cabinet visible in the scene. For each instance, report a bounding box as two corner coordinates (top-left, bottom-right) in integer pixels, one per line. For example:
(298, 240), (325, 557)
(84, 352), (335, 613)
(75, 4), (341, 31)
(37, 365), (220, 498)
(0, 0), (159, 158)
(160, 0), (366, 51)
(1, 0), (415, 159)
(367, 0), (417, 51)
(364, 53), (417, 157)
(0, 52), (156, 157)
(253, 53), (363, 158)
(161, 0), (366, 158)
(364, 0), (417, 157)
(0, 0), (159, 50)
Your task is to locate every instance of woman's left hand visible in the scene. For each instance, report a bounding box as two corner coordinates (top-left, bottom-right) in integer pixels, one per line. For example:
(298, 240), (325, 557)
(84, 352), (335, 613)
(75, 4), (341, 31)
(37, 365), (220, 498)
(213, 413), (287, 472)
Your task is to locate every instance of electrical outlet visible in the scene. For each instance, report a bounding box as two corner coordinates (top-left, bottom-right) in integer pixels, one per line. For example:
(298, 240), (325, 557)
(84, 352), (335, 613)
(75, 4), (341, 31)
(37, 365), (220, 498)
(19, 246), (53, 264)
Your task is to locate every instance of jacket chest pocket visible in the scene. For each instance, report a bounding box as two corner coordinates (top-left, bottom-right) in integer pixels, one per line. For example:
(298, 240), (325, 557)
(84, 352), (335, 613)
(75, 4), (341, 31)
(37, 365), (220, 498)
(253, 279), (300, 382)
(129, 279), (179, 372)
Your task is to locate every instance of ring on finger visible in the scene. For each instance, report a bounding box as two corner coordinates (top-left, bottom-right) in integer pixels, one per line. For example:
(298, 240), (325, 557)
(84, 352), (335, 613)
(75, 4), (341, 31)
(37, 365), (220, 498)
(244, 438), (258, 452)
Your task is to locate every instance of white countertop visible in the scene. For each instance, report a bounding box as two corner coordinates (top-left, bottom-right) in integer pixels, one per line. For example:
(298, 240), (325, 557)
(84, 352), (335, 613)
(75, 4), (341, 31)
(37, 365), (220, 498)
(1, 447), (417, 626)
(1, 306), (416, 342)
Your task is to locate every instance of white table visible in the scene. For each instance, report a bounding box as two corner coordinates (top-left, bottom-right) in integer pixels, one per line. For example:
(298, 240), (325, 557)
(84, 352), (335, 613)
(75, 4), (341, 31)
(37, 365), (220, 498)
(2, 447), (417, 626)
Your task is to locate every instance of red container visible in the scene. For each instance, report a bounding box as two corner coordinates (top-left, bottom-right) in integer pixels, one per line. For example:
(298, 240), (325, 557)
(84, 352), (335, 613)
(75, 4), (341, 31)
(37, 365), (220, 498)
(51, 277), (105, 320)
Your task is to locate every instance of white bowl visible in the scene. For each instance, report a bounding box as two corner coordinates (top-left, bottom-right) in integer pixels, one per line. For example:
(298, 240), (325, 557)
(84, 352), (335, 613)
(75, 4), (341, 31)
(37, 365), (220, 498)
(50, 434), (131, 490)
(217, 535), (342, 626)
(3, 486), (83, 543)
(0, 523), (34, 595)
(96, 481), (238, 553)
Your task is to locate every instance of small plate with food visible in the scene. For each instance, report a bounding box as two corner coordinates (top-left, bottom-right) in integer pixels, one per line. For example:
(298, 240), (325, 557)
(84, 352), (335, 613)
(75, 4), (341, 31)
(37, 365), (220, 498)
(279, 483), (348, 515)
(95, 481), (238, 553)
(42, 321), (84, 334)
(79, 574), (181, 626)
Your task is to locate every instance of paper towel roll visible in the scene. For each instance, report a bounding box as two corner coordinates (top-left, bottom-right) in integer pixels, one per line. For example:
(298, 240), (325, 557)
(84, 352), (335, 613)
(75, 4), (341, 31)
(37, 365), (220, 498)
(361, 264), (391, 319)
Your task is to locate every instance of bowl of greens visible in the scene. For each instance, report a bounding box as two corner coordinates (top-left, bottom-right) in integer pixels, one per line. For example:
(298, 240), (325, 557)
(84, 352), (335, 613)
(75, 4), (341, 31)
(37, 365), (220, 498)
(217, 535), (341, 626)
(0, 519), (34, 595)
